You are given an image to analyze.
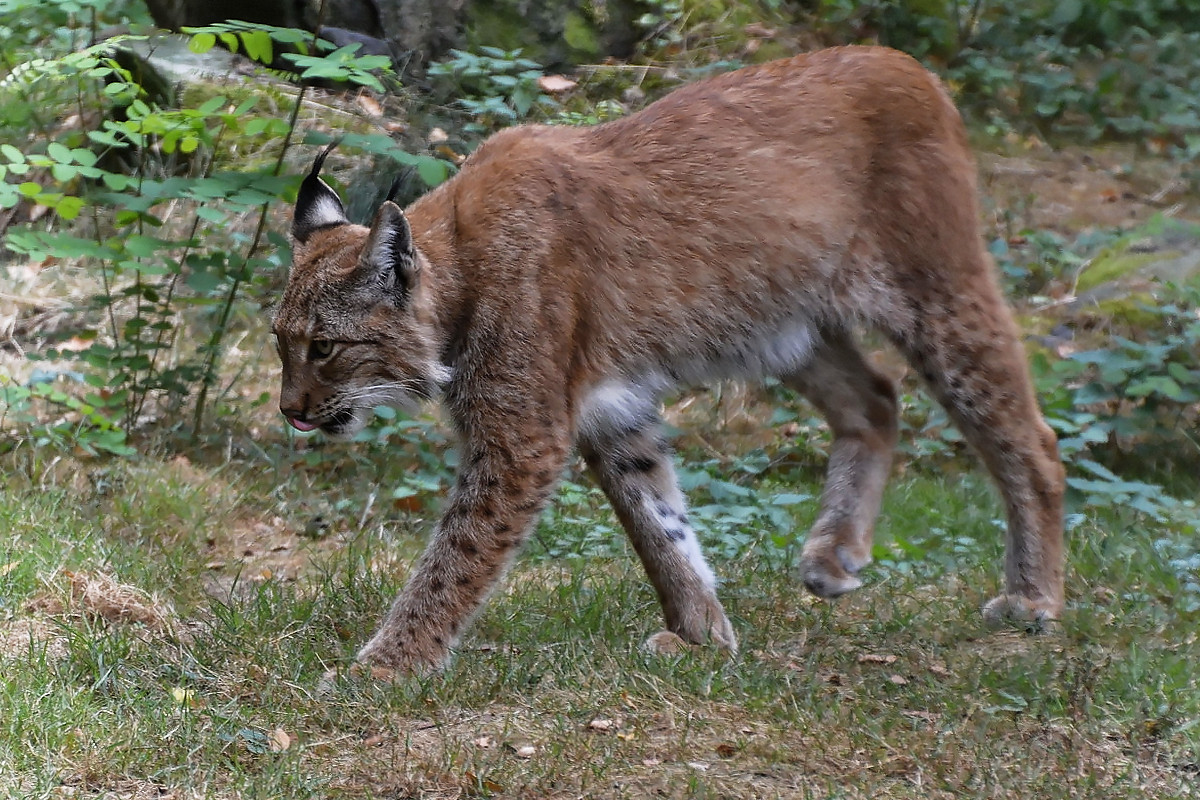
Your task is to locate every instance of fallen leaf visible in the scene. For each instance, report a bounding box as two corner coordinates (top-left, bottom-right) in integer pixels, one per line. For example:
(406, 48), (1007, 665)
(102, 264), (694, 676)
(0, 562), (19, 577)
(356, 94), (383, 117)
(513, 744), (535, 759)
(464, 772), (504, 792)
(537, 74), (577, 93)
(391, 494), (424, 513)
(268, 728), (292, 752)
(744, 22), (778, 37)
(642, 757), (661, 766)
(473, 735), (493, 749)
(858, 653), (898, 665)
(57, 336), (92, 352)
(428, 127), (449, 144)
(888, 673), (909, 686)
(715, 742), (737, 757)
(435, 144), (466, 165)
(587, 718), (617, 732)
(363, 734), (385, 747)
(171, 687), (199, 708)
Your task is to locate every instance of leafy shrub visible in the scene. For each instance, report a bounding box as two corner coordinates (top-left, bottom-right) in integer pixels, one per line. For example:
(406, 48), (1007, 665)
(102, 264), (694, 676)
(428, 47), (556, 134)
(1037, 285), (1200, 460)
(801, 0), (1200, 145)
(0, 5), (451, 455)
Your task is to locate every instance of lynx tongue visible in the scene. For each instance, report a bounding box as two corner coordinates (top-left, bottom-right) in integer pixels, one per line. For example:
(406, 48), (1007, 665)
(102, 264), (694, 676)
(287, 417), (318, 432)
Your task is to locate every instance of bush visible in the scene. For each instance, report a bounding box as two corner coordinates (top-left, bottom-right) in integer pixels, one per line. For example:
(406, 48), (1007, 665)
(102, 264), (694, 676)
(0, 4), (450, 454)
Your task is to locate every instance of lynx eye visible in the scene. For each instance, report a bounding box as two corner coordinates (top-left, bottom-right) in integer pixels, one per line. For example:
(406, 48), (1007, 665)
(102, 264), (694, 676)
(310, 339), (335, 360)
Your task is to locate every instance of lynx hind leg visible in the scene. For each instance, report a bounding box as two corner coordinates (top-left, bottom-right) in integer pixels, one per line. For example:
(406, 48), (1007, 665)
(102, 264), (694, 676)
(783, 331), (900, 599)
(577, 384), (737, 653)
(897, 285), (1065, 624)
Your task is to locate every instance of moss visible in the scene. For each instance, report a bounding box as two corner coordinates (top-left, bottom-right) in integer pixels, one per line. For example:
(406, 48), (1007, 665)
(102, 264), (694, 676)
(1076, 250), (1167, 292)
(1090, 293), (1167, 328)
(564, 11), (602, 61)
(463, 5), (534, 58)
(464, 0), (638, 67)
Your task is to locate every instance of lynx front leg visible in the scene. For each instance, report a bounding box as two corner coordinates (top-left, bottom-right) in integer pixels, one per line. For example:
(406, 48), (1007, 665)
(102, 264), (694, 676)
(578, 385), (736, 653)
(783, 331), (900, 599)
(354, 427), (570, 675)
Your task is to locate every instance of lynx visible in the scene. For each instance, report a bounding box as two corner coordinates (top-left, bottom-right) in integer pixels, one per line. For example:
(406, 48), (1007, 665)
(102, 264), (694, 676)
(272, 46), (1065, 677)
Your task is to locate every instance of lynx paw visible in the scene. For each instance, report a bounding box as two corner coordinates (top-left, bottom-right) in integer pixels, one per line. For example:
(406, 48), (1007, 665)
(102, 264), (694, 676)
(316, 661), (402, 694)
(982, 594), (1061, 632)
(643, 630), (691, 655)
(799, 543), (869, 599)
(642, 626), (738, 657)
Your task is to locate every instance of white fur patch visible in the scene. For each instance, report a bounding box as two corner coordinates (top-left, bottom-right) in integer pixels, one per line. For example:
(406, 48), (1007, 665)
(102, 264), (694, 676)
(429, 360), (453, 388)
(646, 494), (716, 590)
(577, 380), (657, 441)
(670, 318), (818, 386)
(301, 192), (347, 229)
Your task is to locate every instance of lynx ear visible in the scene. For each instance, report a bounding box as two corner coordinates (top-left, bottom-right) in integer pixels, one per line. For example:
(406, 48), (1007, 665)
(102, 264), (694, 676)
(292, 142), (348, 243)
(359, 201), (418, 299)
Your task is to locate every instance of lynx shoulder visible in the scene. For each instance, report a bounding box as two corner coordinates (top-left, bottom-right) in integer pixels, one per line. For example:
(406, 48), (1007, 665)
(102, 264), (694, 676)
(272, 45), (1064, 676)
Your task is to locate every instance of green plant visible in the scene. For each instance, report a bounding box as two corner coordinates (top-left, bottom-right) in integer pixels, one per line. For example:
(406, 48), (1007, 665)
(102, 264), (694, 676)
(1030, 284), (1200, 519)
(0, 8), (452, 455)
(800, 1), (1200, 145)
(428, 46), (556, 133)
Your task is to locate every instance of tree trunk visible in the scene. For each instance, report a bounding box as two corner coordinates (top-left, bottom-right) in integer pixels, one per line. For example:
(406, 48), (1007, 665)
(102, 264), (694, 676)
(373, 0), (466, 76)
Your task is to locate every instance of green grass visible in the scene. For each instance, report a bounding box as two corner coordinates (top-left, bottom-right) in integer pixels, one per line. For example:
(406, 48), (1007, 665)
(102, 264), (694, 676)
(1, 444), (1197, 799)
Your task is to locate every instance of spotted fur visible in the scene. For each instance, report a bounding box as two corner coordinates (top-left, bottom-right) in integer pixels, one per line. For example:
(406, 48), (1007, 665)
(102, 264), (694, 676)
(273, 46), (1065, 676)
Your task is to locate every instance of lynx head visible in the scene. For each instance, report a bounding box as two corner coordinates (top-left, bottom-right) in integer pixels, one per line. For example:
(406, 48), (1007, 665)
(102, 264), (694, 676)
(272, 146), (449, 438)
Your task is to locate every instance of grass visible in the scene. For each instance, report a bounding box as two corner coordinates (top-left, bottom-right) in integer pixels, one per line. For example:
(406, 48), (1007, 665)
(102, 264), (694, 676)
(1, 432), (1197, 799)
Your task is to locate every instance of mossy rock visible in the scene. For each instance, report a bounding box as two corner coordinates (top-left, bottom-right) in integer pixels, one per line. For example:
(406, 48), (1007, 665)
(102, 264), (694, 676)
(464, 0), (648, 67)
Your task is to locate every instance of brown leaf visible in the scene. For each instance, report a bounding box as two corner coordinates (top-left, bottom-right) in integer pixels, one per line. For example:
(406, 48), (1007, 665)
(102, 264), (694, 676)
(435, 144), (466, 165)
(857, 653), (898, 665)
(744, 22), (778, 37)
(715, 742), (737, 758)
(587, 718), (618, 732)
(537, 74), (577, 94)
(888, 673), (909, 686)
(356, 94), (383, 118)
(268, 728), (292, 752)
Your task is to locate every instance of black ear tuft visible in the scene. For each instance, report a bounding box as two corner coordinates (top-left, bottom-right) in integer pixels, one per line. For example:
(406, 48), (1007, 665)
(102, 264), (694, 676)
(384, 167), (417, 205)
(292, 141), (349, 243)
